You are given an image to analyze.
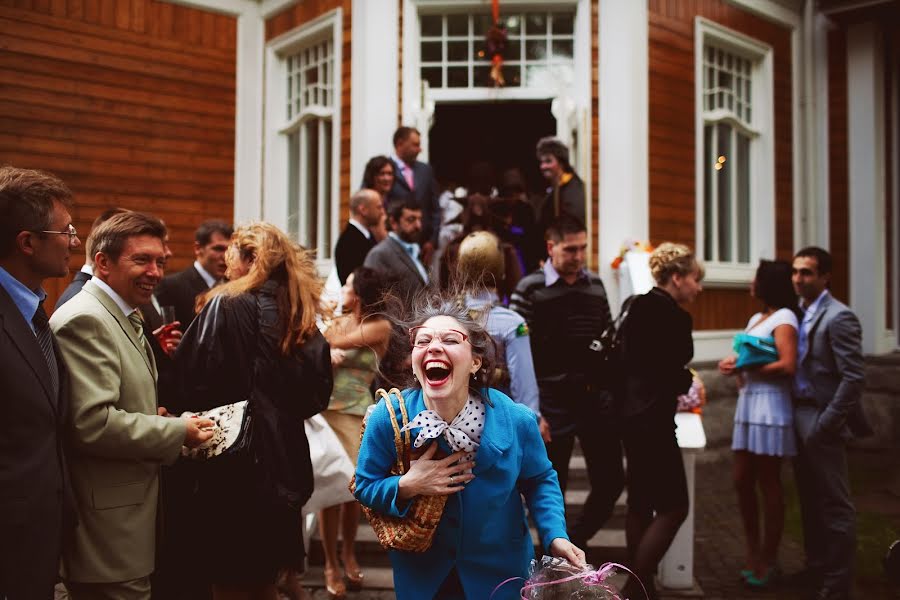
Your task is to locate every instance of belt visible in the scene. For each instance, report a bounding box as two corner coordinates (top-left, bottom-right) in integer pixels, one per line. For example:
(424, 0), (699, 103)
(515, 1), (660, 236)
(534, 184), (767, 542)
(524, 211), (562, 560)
(793, 396), (817, 408)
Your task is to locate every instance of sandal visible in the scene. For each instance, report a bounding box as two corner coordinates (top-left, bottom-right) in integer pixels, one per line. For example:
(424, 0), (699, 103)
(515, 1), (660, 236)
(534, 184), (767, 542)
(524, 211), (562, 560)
(342, 556), (364, 591)
(324, 567), (347, 599)
(744, 566), (779, 589)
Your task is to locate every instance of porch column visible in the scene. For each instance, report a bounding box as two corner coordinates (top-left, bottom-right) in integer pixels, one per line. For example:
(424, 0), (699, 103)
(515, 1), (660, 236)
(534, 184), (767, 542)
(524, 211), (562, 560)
(598, 0), (649, 314)
(350, 0), (400, 188)
(846, 22), (889, 354)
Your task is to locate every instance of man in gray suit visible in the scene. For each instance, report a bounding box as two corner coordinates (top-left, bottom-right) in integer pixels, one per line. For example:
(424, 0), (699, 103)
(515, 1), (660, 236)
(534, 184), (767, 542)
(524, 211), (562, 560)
(363, 198), (427, 307)
(790, 246), (872, 600)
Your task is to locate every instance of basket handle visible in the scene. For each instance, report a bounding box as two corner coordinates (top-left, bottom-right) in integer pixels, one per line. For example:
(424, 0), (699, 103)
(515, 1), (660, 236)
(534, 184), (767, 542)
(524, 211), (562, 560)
(376, 388), (409, 475)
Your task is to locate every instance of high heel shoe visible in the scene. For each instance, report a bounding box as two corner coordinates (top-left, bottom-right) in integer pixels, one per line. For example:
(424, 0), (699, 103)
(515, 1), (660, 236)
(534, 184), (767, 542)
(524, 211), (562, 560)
(342, 557), (364, 591)
(323, 567), (347, 599)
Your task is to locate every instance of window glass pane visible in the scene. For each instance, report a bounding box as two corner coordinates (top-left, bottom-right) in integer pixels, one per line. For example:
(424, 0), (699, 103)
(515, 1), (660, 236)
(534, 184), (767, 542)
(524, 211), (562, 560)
(422, 67), (442, 88)
(552, 13), (573, 34)
(322, 119), (333, 258)
(288, 131), (299, 238)
(474, 65), (491, 87)
(716, 122), (732, 262)
(503, 64), (521, 86)
(526, 39), (547, 60)
(551, 39), (573, 60)
(421, 15), (442, 37)
(737, 132), (751, 262)
(305, 120), (319, 249)
(525, 13), (545, 34)
(447, 40), (468, 62)
(703, 124), (714, 261)
(505, 39), (521, 60)
(474, 14), (492, 35)
(421, 41), (442, 62)
(447, 66), (468, 87)
(447, 13), (468, 36)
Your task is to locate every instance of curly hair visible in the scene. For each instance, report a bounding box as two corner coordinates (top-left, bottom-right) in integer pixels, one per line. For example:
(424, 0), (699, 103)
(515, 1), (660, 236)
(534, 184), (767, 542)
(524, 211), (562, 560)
(199, 222), (323, 354)
(649, 242), (704, 285)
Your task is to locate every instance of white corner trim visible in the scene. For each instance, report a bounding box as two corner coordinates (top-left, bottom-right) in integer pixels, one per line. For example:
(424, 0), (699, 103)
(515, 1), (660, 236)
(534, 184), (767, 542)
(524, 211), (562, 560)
(164, 0), (254, 17)
(260, 0), (299, 19)
(400, 0), (420, 127)
(599, 0), (648, 314)
(724, 0), (802, 28)
(692, 329), (739, 363)
(351, 0), (399, 193)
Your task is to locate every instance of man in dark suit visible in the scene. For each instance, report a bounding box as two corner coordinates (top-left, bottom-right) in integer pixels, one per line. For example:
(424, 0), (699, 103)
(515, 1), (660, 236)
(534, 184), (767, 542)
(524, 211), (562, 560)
(536, 136), (586, 237)
(0, 165), (79, 599)
(363, 198), (428, 307)
(155, 219), (232, 330)
(334, 188), (384, 285)
(386, 126), (441, 263)
(790, 247), (872, 600)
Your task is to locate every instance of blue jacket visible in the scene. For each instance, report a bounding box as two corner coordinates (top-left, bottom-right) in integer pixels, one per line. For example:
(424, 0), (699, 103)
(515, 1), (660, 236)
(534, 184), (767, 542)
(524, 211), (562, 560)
(354, 388), (568, 599)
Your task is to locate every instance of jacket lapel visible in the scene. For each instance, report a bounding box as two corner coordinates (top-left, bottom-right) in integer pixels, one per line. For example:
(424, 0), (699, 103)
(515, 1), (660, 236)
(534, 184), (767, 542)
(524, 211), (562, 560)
(802, 294), (831, 364)
(83, 281), (156, 377)
(473, 391), (512, 474)
(0, 286), (57, 410)
(388, 238), (426, 284)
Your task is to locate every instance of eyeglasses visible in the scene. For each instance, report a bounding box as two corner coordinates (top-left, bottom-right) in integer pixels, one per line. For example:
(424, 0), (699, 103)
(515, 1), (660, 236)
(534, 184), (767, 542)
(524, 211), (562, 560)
(34, 224), (78, 239)
(409, 327), (469, 348)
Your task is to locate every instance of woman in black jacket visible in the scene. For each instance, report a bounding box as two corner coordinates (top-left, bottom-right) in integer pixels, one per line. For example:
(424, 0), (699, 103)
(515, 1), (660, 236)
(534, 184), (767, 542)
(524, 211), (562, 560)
(619, 243), (703, 599)
(171, 222), (333, 600)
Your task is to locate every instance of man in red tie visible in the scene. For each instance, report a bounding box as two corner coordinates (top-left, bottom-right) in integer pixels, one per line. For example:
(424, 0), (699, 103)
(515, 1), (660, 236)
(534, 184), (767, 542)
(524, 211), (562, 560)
(387, 126), (442, 267)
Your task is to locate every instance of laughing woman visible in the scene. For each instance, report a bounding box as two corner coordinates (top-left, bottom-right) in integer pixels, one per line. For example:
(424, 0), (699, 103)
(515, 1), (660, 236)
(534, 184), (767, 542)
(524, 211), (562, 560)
(353, 296), (583, 600)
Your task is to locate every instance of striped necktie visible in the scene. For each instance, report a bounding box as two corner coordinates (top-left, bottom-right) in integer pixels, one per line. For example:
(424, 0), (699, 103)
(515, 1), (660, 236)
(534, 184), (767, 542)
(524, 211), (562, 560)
(128, 309), (150, 358)
(32, 302), (60, 402)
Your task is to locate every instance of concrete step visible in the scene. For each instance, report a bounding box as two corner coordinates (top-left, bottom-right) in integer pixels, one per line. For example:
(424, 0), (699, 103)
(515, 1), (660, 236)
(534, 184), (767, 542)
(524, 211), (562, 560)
(297, 566), (396, 591)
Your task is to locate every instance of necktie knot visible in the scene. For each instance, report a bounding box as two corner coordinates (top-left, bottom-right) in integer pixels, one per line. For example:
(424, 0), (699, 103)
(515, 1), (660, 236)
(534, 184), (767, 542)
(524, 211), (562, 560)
(128, 309), (144, 336)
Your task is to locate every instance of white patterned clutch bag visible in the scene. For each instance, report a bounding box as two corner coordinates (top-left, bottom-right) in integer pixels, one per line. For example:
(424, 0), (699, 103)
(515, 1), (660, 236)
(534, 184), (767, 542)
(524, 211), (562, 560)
(180, 400), (251, 460)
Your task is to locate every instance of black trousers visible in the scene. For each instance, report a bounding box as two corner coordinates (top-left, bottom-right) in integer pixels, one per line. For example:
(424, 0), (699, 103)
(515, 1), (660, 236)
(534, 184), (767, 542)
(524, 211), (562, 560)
(545, 418), (624, 545)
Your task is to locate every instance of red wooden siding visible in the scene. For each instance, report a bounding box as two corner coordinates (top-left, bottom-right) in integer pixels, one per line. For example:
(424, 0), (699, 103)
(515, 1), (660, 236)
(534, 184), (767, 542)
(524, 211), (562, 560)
(828, 28), (849, 304)
(590, 0), (598, 270)
(647, 0), (795, 330)
(266, 0), (351, 224)
(0, 0), (236, 312)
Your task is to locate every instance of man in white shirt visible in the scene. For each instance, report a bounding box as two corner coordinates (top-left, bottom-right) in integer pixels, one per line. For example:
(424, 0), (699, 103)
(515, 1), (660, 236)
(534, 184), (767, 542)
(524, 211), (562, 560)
(334, 189), (385, 285)
(154, 219), (232, 330)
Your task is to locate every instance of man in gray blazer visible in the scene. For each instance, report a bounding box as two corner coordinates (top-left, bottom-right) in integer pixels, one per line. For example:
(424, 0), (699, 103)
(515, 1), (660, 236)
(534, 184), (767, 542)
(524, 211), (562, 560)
(363, 198), (427, 307)
(791, 246), (872, 600)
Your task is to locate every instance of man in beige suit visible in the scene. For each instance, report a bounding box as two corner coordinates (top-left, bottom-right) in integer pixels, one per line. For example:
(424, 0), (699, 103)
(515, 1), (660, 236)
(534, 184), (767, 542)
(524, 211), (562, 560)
(51, 212), (214, 600)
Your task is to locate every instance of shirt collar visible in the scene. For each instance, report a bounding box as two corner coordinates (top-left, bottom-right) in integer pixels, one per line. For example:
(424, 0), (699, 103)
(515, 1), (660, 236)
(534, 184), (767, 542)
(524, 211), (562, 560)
(193, 260), (217, 288)
(388, 232), (418, 257)
(0, 266), (44, 327)
(348, 218), (371, 240)
(80, 264), (93, 276)
(801, 289), (829, 317)
(91, 276), (138, 316)
(542, 260), (587, 287)
(390, 153), (411, 169)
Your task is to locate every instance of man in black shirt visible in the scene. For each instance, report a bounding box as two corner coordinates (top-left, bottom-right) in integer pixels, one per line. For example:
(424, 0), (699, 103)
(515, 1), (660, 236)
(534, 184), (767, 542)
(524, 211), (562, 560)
(510, 216), (623, 549)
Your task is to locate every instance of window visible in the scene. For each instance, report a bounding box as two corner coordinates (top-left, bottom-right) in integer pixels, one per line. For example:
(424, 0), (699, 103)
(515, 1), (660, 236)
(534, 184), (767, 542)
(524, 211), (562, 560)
(264, 10), (341, 267)
(695, 19), (774, 283)
(419, 10), (574, 89)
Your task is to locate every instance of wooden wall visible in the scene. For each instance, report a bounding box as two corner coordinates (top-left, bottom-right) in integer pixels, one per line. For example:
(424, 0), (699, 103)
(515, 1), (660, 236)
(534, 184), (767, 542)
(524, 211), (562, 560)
(266, 0), (352, 222)
(0, 0), (236, 312)
(590, 0), (599, 270)
(885, 25), (895, 330)
(647, 0), (795, 330)
(828, 28), (849, 304)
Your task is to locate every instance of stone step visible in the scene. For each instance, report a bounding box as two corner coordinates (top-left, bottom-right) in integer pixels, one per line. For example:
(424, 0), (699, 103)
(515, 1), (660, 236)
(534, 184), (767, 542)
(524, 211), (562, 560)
(296, 566), (396, 591)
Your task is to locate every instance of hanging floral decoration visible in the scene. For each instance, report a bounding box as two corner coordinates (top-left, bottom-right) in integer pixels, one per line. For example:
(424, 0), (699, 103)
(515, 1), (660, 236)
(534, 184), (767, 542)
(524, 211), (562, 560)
(485, 0), (508, 87)
(611, 239), (655, 270)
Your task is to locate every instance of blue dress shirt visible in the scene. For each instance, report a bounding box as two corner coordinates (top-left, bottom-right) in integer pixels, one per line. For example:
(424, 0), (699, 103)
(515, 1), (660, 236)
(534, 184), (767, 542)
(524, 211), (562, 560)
(0, 266), (44, 333)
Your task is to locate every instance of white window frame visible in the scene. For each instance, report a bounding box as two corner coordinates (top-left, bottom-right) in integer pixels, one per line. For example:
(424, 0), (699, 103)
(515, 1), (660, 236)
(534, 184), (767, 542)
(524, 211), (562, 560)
(694, 17), (774, 285)
(263, 8), (342, 272)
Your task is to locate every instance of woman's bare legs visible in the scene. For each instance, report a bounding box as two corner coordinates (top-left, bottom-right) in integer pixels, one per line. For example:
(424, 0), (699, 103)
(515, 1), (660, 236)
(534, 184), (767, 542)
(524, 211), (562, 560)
(318, 505), (346, 598)
(339, 502), (363, 587)
(755, 454), (784, 575)
(733, 450), (762, 575)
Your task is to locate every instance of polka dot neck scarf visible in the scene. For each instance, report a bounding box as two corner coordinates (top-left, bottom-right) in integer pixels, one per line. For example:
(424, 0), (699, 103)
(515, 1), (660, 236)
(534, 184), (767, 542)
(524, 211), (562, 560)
(401, 394), (485, 460)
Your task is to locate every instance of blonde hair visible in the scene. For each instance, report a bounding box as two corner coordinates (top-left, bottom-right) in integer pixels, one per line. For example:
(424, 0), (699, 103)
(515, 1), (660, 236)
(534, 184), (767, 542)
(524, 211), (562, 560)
(649, 242), (704, 285)
(199, 222), (323, 354)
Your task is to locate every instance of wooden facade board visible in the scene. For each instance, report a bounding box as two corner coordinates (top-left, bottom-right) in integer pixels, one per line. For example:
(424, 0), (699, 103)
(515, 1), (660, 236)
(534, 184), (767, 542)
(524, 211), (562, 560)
(0, 0), (236, 311)
(885, 28), (895, 329)
(591, 0), (598, 270)
(648, 0), (795, 329)
(828, 28), (849, 304)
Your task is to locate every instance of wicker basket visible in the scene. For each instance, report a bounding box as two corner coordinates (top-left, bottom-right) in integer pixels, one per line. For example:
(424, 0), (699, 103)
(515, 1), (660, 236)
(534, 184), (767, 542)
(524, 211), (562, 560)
(349, 388), (448, 553)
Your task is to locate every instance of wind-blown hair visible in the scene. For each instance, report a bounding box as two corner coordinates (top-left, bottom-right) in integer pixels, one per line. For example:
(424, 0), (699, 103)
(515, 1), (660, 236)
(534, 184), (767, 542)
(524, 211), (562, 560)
(377, 286), (497, 398)
(199, 222), (323, 354)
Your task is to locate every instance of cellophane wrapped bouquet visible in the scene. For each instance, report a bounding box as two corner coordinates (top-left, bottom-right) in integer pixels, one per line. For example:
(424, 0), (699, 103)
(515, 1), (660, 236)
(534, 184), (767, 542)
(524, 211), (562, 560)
(519, 556), (628, 599)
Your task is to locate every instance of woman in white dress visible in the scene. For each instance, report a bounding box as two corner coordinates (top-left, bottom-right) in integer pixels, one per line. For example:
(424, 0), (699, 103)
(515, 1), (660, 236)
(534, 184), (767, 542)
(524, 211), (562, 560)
(718, 260), (800, 588)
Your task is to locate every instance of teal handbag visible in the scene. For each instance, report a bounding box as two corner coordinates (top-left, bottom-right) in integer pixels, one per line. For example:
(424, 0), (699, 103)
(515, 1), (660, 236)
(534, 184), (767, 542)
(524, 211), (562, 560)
(732, 332), (778, 369)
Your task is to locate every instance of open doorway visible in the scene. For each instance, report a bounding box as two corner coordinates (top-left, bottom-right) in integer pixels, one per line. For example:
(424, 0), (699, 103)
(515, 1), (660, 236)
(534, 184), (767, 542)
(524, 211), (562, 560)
(429, 101), (556, 196)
